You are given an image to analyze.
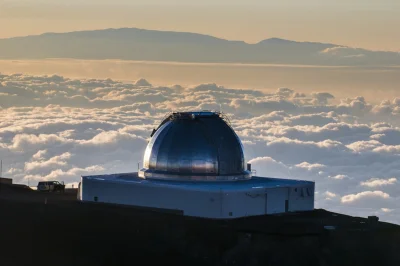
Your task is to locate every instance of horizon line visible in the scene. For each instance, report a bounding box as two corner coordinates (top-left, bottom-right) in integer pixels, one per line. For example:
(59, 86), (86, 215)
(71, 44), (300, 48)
(0, 26), (390, 52)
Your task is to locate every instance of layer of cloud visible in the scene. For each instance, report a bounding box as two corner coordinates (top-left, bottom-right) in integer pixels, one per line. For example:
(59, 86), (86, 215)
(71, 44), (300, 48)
(0, 73), (399, 223)
(341, 191), (390, 204)
(361, 178), (397, 188)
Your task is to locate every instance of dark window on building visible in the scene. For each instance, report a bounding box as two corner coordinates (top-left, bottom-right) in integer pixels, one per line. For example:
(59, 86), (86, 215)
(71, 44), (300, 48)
(285, 200), (289, 212)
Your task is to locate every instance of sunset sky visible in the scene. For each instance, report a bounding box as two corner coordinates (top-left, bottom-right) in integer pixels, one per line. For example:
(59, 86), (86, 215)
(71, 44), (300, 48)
(1, 0), (399, 51)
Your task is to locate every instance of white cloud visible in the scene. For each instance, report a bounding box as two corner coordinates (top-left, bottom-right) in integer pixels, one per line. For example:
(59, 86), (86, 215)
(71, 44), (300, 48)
(381, 208), (394, 213)
(0, 73), (399, 223)
(360, 178), (397, 188)
(341, 191), (390, 204)
(248, 156), (291, 178)
(25, 152), (72, 173)
(325, 191), (338, 200)
(319, 46), (366, 59)
(311, 92), (335, 105)
(295, 162), (326, 171)
(23, 165), (105, 184)
(330, 174), (348, 180)
(32, 149), (47, 160)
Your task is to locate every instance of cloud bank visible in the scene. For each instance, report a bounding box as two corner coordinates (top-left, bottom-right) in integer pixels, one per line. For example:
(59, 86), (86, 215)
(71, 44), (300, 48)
(0, 73), (399, 224)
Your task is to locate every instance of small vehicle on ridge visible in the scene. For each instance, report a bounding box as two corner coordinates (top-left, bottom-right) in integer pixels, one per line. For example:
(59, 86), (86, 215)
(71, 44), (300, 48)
(37, 181), (65, 193)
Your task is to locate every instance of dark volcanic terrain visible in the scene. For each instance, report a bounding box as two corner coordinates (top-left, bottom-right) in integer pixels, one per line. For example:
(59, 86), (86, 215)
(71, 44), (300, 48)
(1, 183), (399, 266)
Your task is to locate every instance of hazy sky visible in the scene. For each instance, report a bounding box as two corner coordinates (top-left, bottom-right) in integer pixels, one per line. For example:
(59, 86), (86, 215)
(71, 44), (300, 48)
(1, 0), (399, 51)
(1, 59), (399, 103)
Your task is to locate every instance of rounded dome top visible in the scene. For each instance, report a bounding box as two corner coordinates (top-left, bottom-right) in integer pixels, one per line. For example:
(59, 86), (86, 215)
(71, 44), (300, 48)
(139, 111), (251, 181)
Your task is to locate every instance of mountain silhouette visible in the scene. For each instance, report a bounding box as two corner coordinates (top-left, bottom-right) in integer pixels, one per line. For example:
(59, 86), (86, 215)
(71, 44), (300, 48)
(0, 28), (398, 66)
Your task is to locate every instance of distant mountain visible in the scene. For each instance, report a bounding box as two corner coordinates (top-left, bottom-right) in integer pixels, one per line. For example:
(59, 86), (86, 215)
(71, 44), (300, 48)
(0, 28), (399, 66)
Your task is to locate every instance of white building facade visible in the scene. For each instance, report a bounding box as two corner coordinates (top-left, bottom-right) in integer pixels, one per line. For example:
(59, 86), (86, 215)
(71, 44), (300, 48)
(80, 173), (314, 219)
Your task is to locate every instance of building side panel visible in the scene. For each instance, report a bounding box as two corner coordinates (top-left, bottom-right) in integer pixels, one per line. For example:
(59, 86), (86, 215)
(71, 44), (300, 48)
(222, 188), (266, 218)
(265, 187), (288, 214)
(176, 189), (222, 218)
(81, 178), (222, 218)
(288, 184), (315, 212)
(81, 177), (315, 218)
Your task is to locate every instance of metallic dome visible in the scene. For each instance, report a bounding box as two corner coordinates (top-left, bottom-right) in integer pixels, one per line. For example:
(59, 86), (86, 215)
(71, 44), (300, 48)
(138, 111), (251, 181)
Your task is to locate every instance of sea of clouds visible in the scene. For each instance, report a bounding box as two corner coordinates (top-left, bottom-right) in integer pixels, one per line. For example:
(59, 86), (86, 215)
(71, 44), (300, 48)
(0, 73), (399, 223)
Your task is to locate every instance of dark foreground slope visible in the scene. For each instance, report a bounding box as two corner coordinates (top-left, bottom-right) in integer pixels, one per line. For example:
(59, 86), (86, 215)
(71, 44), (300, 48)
(1, 184), (399, 266)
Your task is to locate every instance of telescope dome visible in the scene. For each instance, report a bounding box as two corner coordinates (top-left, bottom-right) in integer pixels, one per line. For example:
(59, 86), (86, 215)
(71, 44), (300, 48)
(139, 111), (251, 181)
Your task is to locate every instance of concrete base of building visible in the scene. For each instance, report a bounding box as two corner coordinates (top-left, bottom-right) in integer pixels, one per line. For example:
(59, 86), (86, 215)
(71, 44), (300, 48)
(80, 172), (314, 219)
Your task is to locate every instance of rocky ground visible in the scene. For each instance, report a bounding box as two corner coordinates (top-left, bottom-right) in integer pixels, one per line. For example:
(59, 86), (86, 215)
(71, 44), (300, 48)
(1, 183), (399, 266)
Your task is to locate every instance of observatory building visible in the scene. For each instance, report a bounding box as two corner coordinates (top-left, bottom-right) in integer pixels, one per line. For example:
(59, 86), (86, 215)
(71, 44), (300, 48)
(79, 111), (314, 219)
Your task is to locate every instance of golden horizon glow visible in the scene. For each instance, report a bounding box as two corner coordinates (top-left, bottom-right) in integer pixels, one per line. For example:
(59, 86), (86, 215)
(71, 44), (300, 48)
(1, 2), (399, 51)
(1, 59), (399, 103)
